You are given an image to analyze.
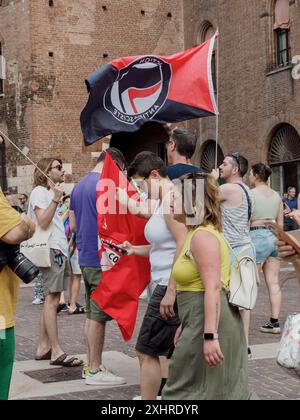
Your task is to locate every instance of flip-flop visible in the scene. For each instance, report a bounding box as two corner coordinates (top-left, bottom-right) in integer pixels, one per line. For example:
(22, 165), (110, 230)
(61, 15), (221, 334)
(35, 349), (52, 361)
(50, 353), (83, 367)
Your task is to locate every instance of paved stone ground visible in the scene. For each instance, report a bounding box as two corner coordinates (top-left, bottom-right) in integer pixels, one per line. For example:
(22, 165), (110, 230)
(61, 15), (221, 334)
(13, 265), (300, 400)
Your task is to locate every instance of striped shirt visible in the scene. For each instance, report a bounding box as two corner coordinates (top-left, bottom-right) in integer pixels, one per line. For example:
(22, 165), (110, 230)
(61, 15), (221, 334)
(221, 184), (253, 248)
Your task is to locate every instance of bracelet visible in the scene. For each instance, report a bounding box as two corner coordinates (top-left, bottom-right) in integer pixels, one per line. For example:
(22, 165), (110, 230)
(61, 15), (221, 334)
(52, 199), (60, 205)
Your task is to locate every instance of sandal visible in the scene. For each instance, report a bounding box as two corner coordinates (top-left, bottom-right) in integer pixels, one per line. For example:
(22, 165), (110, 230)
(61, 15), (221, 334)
(50, 353), (83, 367)
(35, 349), (52, 361)
(68, 303), (85, 315)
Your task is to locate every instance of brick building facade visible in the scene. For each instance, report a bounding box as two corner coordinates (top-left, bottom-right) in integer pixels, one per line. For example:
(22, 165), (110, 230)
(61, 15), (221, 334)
(0, 0), (300, 196)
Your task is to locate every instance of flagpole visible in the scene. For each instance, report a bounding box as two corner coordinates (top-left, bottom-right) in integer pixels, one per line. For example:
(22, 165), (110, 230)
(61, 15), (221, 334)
(0, 129), (55, 186)
(215, 30), (220, 170)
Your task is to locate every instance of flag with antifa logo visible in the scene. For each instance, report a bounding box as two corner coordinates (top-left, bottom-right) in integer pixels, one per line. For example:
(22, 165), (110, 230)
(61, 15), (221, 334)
(81, 34), (218, 145)
(92, 153), (150, 341)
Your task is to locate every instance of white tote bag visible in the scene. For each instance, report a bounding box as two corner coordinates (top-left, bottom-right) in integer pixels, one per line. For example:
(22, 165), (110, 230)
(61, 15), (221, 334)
(20, 224), (53, 268)
(277, 313), (300, 369)
(227, 244), (260, 311)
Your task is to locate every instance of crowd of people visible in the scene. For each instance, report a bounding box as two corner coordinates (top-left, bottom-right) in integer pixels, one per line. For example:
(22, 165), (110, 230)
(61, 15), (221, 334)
(1, 127), (300, 401)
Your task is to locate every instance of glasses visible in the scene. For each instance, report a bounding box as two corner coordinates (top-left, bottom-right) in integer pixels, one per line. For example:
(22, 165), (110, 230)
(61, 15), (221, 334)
(51, 164), (63, 172)
(229, 153), (241, 169)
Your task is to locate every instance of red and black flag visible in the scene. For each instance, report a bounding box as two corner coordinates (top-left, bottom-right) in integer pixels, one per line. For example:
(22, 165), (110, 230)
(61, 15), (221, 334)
(81, 34), (218, 145)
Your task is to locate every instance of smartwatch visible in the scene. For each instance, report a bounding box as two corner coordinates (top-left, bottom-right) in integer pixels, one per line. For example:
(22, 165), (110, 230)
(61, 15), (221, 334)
(203, 333), (219, 341)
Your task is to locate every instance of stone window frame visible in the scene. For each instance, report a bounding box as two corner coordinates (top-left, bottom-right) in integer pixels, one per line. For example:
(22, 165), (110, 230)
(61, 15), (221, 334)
(197, 21), (217, 93)
(266, 0), (292, 74)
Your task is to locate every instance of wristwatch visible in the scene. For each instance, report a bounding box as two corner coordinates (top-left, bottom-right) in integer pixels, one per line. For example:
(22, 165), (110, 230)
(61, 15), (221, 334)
(203, 333), (219, 341)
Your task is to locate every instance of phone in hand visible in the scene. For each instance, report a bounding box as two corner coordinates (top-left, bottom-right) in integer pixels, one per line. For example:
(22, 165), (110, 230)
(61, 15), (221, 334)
(102, 239), (128, 256)
(265, 222), (300, 255)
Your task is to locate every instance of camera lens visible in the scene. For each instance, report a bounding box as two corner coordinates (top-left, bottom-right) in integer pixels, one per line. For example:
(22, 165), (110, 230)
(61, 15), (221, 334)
(9, 253), (40, 284)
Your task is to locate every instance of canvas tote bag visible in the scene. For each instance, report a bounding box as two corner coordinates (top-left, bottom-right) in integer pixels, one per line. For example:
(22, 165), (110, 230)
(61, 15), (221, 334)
(20, 223), (53, 268)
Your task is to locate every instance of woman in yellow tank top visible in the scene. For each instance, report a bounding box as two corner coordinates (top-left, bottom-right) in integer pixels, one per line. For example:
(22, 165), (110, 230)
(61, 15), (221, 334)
(163, 173), (256, 400)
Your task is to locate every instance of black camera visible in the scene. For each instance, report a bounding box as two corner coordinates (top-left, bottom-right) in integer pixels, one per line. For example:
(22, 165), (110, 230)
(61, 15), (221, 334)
(0, 243), (40, 284)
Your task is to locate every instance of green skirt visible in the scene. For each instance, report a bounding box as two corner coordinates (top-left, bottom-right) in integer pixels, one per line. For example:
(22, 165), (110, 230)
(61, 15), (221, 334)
(163, 291), (256, 400)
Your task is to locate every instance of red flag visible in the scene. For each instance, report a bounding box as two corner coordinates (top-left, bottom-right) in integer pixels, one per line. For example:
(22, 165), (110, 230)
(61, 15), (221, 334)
(92, 154), (150, 341)
(81, 34), (218, 145)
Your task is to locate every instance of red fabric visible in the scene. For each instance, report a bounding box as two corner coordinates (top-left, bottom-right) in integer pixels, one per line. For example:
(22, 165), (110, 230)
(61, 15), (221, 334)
(274, 0), (290, 29)
(92, 154), (150, 341)
(111, 36), (217, 114)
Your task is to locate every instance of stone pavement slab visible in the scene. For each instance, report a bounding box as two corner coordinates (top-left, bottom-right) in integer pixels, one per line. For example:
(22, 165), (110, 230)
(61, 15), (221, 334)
(11, 267), (300, 400)
(10, 351), (139, 400)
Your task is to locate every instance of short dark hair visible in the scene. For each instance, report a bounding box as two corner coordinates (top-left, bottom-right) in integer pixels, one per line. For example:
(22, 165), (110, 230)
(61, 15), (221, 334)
(226, 153), (248, 178)
(20, 193), (28, 199)
(251, 163), (272, 183)
(127, 152), (167, 179)
(170, 128), (197, 159)
(97, 147), (126, 168)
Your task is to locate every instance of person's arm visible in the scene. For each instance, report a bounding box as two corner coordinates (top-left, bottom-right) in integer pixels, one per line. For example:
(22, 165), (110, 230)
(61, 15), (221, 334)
(190, 231), (224, 367)
(219, 183), (235, 203)
(34, 184), (64, 229)
(160, 214), (187, 320)
(276, 202), (284, 230)
(121, 241), (152, 257)
(69, 210), (76, 234)
(1, 213), (35, 244)
(289, 210), (300, 227)
(277, 239), (300, 287)
(116, 187), (155, 220)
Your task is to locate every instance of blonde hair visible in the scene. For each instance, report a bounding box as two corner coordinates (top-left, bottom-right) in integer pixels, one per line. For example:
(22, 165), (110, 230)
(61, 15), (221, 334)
(179, 173), (222, 231)
(33, 158), (62, 188)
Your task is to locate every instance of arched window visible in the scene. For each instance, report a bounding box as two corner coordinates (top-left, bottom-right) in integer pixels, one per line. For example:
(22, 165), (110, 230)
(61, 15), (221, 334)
(198, 22), (217, 93)
(274, 0), (291, 68)
(268, 124), (300, 194)
(0, 41), (5, 96)
(0, 136), (7, 191)
(201, 140), (224, 173)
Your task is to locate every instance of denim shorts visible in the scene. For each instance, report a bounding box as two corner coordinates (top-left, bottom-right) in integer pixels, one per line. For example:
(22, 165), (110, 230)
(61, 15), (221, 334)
(250, 229), (278, 265)
(230, 242), (256, 269)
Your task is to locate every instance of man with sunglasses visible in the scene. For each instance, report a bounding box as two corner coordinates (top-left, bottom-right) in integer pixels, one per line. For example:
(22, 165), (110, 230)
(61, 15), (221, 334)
(28, 158), (83, 367)
(219, 153), (255, 359)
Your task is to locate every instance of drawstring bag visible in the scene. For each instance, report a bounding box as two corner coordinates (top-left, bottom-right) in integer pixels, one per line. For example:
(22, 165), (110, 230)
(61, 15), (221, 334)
(227, 244), (260, 310)
(277, 313), (300, 369)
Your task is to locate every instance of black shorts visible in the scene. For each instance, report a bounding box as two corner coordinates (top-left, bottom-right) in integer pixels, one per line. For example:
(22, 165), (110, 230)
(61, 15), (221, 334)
(135, 285), (181, 357)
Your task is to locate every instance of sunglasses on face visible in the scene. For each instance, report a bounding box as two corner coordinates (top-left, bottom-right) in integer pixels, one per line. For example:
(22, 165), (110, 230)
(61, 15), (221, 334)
(51, 164), (63, 172)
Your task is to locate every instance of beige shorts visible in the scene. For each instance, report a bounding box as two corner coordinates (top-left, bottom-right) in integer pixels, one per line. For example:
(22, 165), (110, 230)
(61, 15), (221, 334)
(40, 249), (70, 296)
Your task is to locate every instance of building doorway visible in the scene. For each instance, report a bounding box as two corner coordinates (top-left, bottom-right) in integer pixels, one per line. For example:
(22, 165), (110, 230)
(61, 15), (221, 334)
(110, 122), (169, 166)
(269, 124), (300, 195)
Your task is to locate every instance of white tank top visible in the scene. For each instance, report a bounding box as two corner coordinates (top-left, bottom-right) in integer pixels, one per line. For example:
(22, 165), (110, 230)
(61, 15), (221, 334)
(144, 198), (176, 287)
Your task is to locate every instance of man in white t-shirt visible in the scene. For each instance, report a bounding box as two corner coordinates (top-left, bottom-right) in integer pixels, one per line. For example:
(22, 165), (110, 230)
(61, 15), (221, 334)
(28, 158), (82, 367)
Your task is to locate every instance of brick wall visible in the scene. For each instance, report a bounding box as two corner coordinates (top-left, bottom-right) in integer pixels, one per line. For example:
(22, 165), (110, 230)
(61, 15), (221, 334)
(0, 0), (184, 194)
(183, 0), (300, 169)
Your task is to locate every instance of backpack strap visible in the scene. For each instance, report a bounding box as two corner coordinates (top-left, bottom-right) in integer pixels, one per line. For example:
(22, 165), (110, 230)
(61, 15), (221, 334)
(235, 183), (252, 222)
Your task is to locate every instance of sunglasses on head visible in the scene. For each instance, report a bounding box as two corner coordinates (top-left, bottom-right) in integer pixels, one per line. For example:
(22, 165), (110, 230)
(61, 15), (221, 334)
(229, 153), (241, 168)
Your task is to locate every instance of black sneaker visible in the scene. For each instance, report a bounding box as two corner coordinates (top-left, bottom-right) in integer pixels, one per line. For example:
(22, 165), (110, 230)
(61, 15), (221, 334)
(57, 303), (69, 314)
(260, 321), (281, 334)
(248, 347), (253, 360)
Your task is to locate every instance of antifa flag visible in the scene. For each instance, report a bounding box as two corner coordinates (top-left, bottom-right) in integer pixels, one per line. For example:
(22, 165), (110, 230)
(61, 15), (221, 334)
(81, 34), (218, 145)
(92, 154), (151, 341)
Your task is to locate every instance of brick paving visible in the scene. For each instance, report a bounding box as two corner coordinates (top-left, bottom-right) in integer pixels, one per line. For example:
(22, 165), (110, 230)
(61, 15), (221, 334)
(14, 268), (300, 400)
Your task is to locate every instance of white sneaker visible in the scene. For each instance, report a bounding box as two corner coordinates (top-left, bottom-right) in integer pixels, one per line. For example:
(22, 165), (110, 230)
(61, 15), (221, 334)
(133, 395), (162, 400)
(32, 298), (44, 305)
(85, 365), (126, 386)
